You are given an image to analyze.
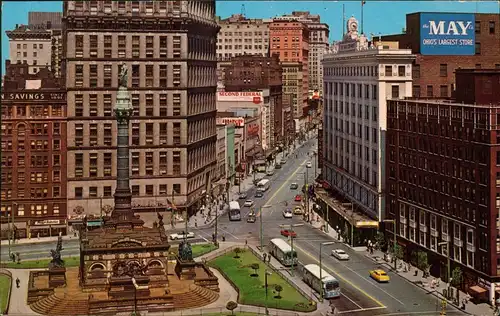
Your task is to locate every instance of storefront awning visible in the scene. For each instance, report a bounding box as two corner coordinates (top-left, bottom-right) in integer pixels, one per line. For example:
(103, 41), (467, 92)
(31, 224), (67, 230)
(1, 222), (27, 230)
(469, 285), (487, 294)
(86, 220), (103, 227)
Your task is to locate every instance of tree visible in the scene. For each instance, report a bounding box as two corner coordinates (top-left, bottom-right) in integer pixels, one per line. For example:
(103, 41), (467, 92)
(416, 251), (429, 271)
(250, 263), (260, 277)
(274, 284), (283, 299)
(451, 267), (463, 303)
(390, 244), (404, 266)
(374, 232), (386, 251)
(226, 301), (238, 315)
(233, 247), (241, 259)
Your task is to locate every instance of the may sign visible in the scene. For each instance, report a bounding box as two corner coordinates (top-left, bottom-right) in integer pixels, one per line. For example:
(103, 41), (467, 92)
(420, 13), (475, 55)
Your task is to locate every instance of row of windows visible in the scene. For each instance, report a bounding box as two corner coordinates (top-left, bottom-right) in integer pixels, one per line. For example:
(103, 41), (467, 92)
(16, 43), (44, 50)
(1, 186), (63, 199)
(2, 170), (61, 184)
(73, 183), (182, 200)
(1, 104), (64, 118)
(325, 82), (379, 100)
(1, 204), (62, 217)
(325, 65), (381, 78)
(2, 153), (61, 169)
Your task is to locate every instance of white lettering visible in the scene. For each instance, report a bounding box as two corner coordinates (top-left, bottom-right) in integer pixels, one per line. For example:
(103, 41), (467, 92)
(446, 22), (459, 36)
(457, 21), (472, 35)
(429, 21), (445, 35)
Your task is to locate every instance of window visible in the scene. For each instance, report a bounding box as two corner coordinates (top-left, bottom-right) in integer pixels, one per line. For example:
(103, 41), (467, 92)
(146, 36), (154, 58)
(159, 151), (168, 175)
(160, 123), (168, 145)
(132, 185), (140, 196)
(145, 152), (154, 176)
(132, 152), (140, 176)
(440, 85), (448, 97)
(489, 21), (496, 34)
(159, 184), (168, 195)
(75, 35), (83, 58)
(75, 65), (83, 87)
(412, 64), (420, 79)
(440, 64), (447, 77)
(145, 185), (154, 196)
(145, 123), (154, 145)
(385, 65), (392, 76)
(132, 123), (140, 145)
(75, 187), (83, 199)
(173, 36), (181, 58)
(173, 123), (181, 145)
(173, 183), (181, 194)
(391, 85), (399, 99)
(104, 35), (112, 58)
(426, 85), (433, 97)
(132, 36), (140, 58)
(89, 153), (98, 177)
(145, 65), (154, 87)
(160, 36), (168, 58)
(103, 64), (112, 87)
(173, 65), (181, 86)
(89, 124), (98, 146)
(75, 153), (84, 177)
(159, 94), (167, 116)
(89, 35), (98, 57)
(104, 124), (112, 146)
(475, 42), (481, 55)
(145, 94), (154, 116)
(398, 66), (405, 76)
(118, 35), (126, 58)
(104, 186), (112, 197)
(412, 85), (421, 97)
(74, 94), (83, 117)
(173, 151), (181, 175)
(173, 93), (181, 116)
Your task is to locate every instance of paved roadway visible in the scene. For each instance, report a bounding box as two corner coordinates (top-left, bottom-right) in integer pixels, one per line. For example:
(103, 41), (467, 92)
(194, 138), (465, 316)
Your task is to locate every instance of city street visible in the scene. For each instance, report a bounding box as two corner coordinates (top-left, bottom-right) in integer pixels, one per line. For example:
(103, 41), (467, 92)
(193, 137), (466, 316)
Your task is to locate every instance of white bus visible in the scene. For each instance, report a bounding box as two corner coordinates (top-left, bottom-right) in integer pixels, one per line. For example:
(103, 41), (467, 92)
(257, 179), (271, 192)
(268, 238), (297, 267)
(228, 201), (241, 221)
(302, 264), (341, 299)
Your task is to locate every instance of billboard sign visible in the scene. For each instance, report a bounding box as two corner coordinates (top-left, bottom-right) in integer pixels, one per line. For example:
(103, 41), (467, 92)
(216, 117), (245, 127)
(217, 91), (263, 103)
(420, 13), (475, 55)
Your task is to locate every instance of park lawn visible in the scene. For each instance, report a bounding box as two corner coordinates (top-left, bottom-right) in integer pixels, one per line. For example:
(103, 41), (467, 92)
(2, 256), (80, 269)
(170, 243), (217, 258)
(209, 250), (314, 312)
(205, 313), (268, 316)
(0, 275), (11, 314)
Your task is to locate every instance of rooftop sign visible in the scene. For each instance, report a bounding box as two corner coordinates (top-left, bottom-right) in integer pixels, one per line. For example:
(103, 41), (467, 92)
(420, 13), (475, 56)
(217, 91), (263, 103)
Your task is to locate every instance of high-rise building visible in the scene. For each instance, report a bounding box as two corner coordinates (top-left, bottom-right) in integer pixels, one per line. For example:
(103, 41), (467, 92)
(275, 11), (329, 95)
(224, 54), (284, 149)
(6, 12), (63, 78)
(1, 60), (67, 240)
(269, 20), (309, 119)
(64, 1), (218, 218)
(386, 68), (500, 303)
(319, 17), (415, 243)
(381, 12), (500, 98)
(216, 14), (270, 61)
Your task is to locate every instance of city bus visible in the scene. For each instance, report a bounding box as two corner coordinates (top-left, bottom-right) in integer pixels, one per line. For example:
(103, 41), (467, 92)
(302, 264), (341, 299)
(257, 179), (271, 192)
(268, 238), (297, 267)
(228, 201), (241, 221)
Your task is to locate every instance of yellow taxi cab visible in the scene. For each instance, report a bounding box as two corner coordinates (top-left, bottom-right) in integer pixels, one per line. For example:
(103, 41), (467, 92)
(369, 269), (390, 282)
(293, 205), (304, 215)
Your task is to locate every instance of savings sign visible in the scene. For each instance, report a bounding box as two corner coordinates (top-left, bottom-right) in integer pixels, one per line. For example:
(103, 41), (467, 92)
(420, 13), (475, 56)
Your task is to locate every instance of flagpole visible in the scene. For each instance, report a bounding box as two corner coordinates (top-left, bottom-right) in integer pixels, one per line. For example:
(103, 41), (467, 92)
(342, 4), (345, 35)
(361, 1), (364, 34)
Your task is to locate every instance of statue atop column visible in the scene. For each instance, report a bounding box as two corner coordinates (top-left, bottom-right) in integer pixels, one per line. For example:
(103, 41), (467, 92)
(119, 64), (128, 88)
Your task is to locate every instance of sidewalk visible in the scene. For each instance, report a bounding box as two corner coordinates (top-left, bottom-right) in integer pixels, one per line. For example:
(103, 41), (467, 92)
(365, 248), (492, 316)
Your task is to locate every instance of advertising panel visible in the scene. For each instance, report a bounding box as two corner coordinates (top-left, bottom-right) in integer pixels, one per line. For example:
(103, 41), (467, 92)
(216, 117), (245, 127)
(217, 91), (263, 103)
(420, 13), (475, 56)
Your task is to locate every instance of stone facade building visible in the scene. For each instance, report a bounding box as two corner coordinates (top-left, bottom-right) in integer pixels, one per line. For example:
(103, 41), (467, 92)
(63, 0), (219, 217)
(1, 60), (67, 239)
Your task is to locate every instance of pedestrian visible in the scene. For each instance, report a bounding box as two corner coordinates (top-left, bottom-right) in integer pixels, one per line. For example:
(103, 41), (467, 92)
(195, 219), (198, 228)
(16, 277), (20, 288)
(263, 253), (267, 262)
(222, 234), (226, 242)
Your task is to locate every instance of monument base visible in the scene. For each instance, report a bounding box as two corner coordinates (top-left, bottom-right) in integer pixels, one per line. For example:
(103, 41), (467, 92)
(174, 258), (196, 280)
(48, 267), (66, 288)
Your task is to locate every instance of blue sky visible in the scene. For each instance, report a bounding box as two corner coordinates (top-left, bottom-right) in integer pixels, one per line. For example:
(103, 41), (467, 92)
(1, 1), (499, 74)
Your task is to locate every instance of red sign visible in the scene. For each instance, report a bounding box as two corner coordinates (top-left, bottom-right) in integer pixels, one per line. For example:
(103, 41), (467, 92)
(216, 117), (245, 127)
(253, 96), (262, 104)
(247, 124), (259, 137)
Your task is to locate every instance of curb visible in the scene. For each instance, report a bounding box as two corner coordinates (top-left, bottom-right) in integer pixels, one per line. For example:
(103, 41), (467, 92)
(364, 254), (475, 315)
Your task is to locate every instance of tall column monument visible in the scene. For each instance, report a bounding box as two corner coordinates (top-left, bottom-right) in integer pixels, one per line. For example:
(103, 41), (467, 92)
(110, 64), (143, 228)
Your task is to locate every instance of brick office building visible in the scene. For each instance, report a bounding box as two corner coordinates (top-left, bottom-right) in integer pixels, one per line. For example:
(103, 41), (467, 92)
(386, 69), (500, 303)
(224, 54), (284, 149)
(269, 20), (309, 119)
(1, 60), (67, 239)
(381, 12), (500, 98)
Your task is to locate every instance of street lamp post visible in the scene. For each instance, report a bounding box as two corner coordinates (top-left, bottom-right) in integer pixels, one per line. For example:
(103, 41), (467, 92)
(280, 223), (304, 277)
(304, 169), (310, 222)
(265, 269), (272, 315)
(260, 205), (272, 251)
(383, 219), (397, 270)
(319, 242), (335, 302)
(439, 241), (451, 300)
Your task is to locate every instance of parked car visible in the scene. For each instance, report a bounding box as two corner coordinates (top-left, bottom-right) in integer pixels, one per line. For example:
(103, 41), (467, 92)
(244, 200), (254, 207)
(369, 269), (390, 282)
(247, 212), (256, 223)
(294, 194), (302, 202)
(169, 231), (195, 240)
(290, 183), (299, 190)
(280, 158), (287, 164)
(275, 163), (282, 169)
(238, 193), (248, 199)
(293, 206), (304, 215)
(282, 210), (293, 218)
(306, 161), (312, 168)
(280, 229), (297, 238)
(266, 169), (275, 176)
(255, 191), (264, 198)
(331, 249), (350, 260)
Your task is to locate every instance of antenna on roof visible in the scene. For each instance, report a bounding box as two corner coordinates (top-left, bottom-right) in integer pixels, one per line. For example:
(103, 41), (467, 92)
(241, 4), (246, 17)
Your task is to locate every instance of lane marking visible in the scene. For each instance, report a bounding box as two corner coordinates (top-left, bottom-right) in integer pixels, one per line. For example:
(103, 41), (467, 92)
(338, 306), (387, 314)
(262, 160), (307, 214)
(292, 243), (386, 308)
(302, 240), (406, 306)
(341, 292), (363, 310)
(218, 227), (239, 240)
